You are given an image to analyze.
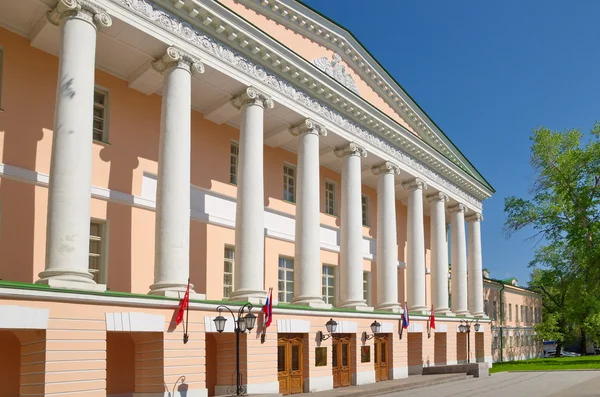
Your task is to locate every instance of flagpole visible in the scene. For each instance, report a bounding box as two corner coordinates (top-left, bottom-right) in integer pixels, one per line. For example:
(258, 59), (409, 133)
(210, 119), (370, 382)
(184, 278), (190, 344)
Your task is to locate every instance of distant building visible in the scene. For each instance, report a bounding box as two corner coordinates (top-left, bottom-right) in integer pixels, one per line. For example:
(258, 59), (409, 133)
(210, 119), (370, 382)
(483, 273), (543, 362)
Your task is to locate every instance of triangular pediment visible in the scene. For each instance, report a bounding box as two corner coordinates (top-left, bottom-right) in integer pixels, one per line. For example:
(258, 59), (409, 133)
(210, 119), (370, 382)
(220, 0), (493, 192)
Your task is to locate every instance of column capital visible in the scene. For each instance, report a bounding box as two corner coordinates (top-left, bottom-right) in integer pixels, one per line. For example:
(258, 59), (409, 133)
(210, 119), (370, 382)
(372, 161), (400, 176)
(152, 47), (204, 75)
(426, 192), (449, 203)
(334, 142), (367, 158)
(47, 0), (112, 30)
(402, 177), (427, 192)
(231, 86), (274, 110)
(448, 203), (468, 214)
(290, 118), (327, 137)
(466, 212), (484, 222)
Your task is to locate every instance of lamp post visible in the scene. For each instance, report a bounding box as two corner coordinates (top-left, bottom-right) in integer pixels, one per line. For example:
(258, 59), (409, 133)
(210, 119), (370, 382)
(458, 319), (480, 363)
(317, 318), (338, 341)
(362, 320), (382, 341)
(213, 303), (257, 396)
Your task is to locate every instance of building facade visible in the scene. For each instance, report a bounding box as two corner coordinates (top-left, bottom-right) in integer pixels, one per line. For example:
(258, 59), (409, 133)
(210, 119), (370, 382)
(0, 0), (495, 396)
(483, 273), (543, 362)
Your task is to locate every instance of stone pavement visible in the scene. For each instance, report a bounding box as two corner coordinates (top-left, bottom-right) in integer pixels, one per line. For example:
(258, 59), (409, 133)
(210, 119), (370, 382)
(378, 371), (600, 397)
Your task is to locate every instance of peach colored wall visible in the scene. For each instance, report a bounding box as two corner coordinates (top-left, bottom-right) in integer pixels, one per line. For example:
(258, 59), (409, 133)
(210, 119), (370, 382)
(219, 0), (418, 136)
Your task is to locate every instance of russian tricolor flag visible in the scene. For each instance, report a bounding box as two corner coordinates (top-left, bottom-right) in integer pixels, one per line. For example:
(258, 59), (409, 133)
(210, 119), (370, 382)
(402, 302), (410, 329)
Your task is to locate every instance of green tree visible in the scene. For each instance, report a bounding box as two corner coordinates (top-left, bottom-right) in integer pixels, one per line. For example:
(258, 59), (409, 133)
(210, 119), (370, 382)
(505, 124), (600, 355)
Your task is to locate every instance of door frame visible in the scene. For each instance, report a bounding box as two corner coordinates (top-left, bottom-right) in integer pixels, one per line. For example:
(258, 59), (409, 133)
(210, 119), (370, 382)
(332, 334), (352, 388)
(277, 334), (304, 395)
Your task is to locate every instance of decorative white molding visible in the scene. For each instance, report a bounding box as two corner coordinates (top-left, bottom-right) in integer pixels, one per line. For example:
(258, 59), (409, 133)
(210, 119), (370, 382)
(277, 318), (310, 333)
(436, 324), (448, 332)
(379, 321), (394, 333)
(106, 0), (486, 209)
(312, 53), (358, 94)
(333, 320), (357, 333)
(0, 305), (49, 329)
(408, 323), (424, 333)
(105, 312), (165, 332)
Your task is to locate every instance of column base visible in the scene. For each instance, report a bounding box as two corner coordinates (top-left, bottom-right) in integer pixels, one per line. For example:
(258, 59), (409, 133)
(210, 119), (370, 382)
(228, 288), (267, 305)
(148, 281), (196, 297)
(408, 304), (428, 313)
(453, 310), (471, 316)
(472, 311), (487, 318)
(291, 296), (332, 309)
(375, 302), (402, 313)
(37, 270), (106, 292)
(338, 299), (373, 312)
(434, 307), (454, 316)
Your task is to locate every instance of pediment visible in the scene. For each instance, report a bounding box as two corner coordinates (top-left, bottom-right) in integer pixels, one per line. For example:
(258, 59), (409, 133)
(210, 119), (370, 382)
(220, 0), (493, 192)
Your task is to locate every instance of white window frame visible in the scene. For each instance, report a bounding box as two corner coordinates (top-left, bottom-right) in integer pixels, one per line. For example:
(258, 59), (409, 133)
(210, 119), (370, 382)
(363, 271), (371, 305)
(324, 180), (337, 216)
(0, 47), (4, 111)
(283, 163), (296, 203)
(93, 87), (109, 143)
(278, 256), (294, 303)
(89, 219), (108, 285)
(509, 304), (512, 321)
(229, 141), (239, 185)
(361, 194), (370, 226)
(223, 246), (235, 298)
(322, 264), (336, 306)
(492, 300), (498, 321)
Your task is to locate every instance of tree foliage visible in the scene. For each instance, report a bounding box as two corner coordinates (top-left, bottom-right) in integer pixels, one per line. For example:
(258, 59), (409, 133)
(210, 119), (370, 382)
(505, 124), (600, 354)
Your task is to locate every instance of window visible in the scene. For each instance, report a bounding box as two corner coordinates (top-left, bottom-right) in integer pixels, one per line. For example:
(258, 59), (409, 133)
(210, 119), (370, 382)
(493, 334), (498, 349)
(509, 304), (512, 321)
(516, 305), (519, 322)
(278, 257), (294, 303)
(223, 246), (235, 298)
(322, 265), (335, 306)
(361, 195), (369, 226)
(325, 180), (337, 216)
(0, 47), (4, 111)
(93, 88), (109, 142)
(492, 301), (498, 321)
(363, 271), (371, 305)
(89, 221), (106, 284)
(484, 300), (489, 317)
(510, 335), (513, 348)
(283, 164), (296, 203)
(521, 306), (525, 322)
(229, 142), (239, 184)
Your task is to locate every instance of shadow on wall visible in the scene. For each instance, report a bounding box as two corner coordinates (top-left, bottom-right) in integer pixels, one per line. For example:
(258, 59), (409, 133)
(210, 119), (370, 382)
(165, 375), (189, 397)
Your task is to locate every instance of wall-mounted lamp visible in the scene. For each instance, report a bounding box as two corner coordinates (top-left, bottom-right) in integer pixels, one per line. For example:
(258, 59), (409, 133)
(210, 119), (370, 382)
(317, 318), (338, 341)
(362, 320), (381, 340)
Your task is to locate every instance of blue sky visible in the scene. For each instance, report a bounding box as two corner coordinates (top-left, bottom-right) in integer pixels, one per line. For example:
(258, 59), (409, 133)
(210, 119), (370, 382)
(301, 0), (600, 284)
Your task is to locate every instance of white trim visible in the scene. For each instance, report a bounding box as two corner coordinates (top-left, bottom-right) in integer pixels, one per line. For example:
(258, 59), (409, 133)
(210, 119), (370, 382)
(0, 305), (49, 329)
(305, 375), (333, 393)
(204, 315), (235, 333)
(354, 370), (375, 386)
(105, 312), (165, 332)
(277, 318), (310, 333)
(332, 320), (357, 333)
(379, 321), (394, 333)
(436, 324), (448, 332)
(408, 323), (423, 333)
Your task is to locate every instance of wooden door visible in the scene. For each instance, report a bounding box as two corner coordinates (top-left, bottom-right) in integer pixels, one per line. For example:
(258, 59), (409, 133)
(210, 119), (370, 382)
(277, 336), (304, 395)
(332, 335), (351, 388)
(374, 335), (389, 382)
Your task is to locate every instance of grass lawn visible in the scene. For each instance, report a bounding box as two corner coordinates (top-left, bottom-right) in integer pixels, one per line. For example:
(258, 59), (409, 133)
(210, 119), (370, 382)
(490, 355), (600, 373)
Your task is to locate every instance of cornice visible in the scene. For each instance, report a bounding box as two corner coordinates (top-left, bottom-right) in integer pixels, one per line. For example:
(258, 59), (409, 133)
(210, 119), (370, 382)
(104, 0), (486, 209)
(235, 0), (481, 180)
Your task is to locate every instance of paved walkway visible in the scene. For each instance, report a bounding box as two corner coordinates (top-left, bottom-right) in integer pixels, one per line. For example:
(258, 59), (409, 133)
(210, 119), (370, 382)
(378, 371), (600, 397)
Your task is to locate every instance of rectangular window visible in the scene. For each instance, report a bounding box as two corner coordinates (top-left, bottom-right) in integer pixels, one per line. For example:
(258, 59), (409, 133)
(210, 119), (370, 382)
(322, 265), (335, 306)
(278, 257), (294, 303)
(493, 335), (498, 349)
(484, 300), (489, 317)
(509, 304), (512, 321)
(229, 142), (239, 184)
(0, 47), (4, 111)
(363, 271), (371, 305)
(283, 164), (296, 203)
(361, 195), (369, 226)
(89, 221), (106, 284)
(510, 335), (513, 348)
(93, 88), (109, 142)
(325, 180), (337, 216)
(223, 246), (235, 298)
(492, 301), (498, 321)
(516, 305), (519, 322)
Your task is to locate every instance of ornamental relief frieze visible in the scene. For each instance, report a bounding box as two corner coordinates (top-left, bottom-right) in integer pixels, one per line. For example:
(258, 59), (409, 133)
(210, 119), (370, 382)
(109, 0), (483, 210)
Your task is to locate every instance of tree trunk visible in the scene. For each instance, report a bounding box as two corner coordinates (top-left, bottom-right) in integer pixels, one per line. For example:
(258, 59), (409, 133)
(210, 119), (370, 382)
(555, 341), (563, 358)
(580, 329), (587, 355)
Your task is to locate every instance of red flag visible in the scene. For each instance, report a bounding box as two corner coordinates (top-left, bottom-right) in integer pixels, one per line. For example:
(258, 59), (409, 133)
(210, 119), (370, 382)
(176, 282), (190, 326)
(429, 305), (435, 330)
(263, 288), (273, 328)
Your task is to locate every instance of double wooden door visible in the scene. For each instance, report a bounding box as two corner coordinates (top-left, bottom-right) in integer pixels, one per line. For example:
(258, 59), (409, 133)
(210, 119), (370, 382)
(278, 335), (304, 395)
(332, 335), (351, 388)
(374, 335), (389, 382)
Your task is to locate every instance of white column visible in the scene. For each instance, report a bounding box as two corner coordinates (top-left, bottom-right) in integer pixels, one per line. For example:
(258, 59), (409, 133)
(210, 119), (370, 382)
(449, 204), (469, 316)
(403, 178), (427, 312)
(427, 192), (451, 314)
(335, 143), (371, 311)
(373, 162), (401, 312)
(467, 213), (485, 317)
(230, 87), (274, 303)
(149, 48), (204, 296)
(37, 0), (111, 291)
(290, 119), (329, 308)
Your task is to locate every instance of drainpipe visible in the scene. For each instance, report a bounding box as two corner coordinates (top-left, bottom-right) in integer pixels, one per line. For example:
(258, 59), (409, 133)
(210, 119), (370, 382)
(499, 283), (506, 363)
